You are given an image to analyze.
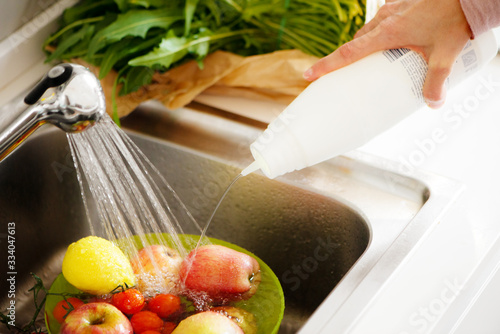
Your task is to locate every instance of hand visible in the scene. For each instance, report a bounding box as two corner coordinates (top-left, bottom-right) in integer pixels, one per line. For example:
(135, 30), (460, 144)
(303, 0), (472, 109)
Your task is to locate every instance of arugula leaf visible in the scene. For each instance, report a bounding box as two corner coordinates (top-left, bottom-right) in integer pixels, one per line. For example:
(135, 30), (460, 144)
(187, 27), (212, 61)
(46, 25), (95, 62)
(114, 0), (129, 11)
(184, 0), (200, 36)
(62, 0), (116, 24)
(119, 66), (155, 95)
(87, 8), (184, 57)
(128, 30), (189, 68)
(129, 27), (258, 68)
(99, 38), (134, 78)
(44, 16), (104, 49)
(140, 0), (187, 9)
(99, 34), (163, 78)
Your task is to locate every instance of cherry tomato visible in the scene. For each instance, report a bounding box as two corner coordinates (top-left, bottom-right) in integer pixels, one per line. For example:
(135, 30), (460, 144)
(131, 311), (164, 333)
(53, 297), (85, 323)
(111, 288), (145, 315)
(148, 294), (181, 318)
(161, 322), (177, 334)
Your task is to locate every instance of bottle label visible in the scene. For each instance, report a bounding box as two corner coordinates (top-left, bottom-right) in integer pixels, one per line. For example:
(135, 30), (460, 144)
(382, 40), (483, 105)
(451, 40), (479, 85)
(382, 48), (428, 104)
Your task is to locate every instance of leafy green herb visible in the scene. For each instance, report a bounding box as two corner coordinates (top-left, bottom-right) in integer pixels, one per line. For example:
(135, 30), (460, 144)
(87, 8), (184, 57)
(0, 273), (47, 333)
(46, 24), (95, 63)
(118, 65), (154, 95)
(44, 0), (365, 112)
(0, 273), (91, 334)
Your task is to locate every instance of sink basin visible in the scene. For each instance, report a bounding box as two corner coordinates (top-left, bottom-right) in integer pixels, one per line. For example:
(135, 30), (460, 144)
(0, 100), (461, 333)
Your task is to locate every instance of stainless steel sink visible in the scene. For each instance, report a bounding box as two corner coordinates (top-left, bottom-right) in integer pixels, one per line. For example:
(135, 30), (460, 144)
(0, 100), (462, 333)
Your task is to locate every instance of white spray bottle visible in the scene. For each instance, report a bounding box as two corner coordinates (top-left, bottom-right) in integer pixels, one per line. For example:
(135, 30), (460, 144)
(241, 30), (499, 179)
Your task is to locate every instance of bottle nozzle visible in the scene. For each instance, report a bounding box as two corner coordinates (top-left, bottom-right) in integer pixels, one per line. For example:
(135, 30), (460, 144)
(240, 161), (260, 176)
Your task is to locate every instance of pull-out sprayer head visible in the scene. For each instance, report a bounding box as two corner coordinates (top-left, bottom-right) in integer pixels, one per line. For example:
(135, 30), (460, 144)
(0, 63), (106, 161)
(24, 63), (106, 132)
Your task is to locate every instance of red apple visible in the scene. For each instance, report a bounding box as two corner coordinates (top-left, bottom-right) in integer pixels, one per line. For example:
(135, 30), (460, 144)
(179, 245), (261, 303)
(130, 245), (183, 296)
(60, 302), (133, 334)
(171, 311), (244, 334)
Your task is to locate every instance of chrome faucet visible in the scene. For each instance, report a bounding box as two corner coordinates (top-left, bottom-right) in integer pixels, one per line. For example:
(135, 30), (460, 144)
(0, 63), (106, 161)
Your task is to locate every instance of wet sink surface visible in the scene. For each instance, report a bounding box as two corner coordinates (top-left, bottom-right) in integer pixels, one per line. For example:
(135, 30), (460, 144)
(0, 101), (459, 333)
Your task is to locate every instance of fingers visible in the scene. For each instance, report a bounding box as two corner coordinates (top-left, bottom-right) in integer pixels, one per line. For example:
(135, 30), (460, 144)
(303, 0), (472, 111)
(355, 2), (400, 39)
(354, 19), (378, 39)
(304, 1), (406, 82)
(304, 26), (390, 81)
(303, 42), (366, 81)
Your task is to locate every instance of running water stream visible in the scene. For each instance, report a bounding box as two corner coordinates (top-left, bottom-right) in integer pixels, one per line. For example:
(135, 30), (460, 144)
(195, 173), (242, 250)
(67, 115), (204, 257)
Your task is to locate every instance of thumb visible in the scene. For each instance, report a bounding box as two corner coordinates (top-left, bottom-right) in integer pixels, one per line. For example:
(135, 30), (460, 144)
(422, 56), (454, 109)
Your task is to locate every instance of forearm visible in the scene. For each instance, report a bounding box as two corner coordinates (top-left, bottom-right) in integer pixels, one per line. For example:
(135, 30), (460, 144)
(460, 0), (500, 37)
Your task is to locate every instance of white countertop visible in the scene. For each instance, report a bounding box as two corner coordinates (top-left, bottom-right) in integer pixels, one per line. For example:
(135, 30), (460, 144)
(349, 54), (500, 333)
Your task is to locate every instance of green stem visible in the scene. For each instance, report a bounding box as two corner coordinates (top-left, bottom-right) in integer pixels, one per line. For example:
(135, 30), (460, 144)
(44, 16), (105, 47)
(112, 66), (129, 126)
(276, 0), (291, 49)
(251, 18), (320, 56)
(220, 0), (244, 13)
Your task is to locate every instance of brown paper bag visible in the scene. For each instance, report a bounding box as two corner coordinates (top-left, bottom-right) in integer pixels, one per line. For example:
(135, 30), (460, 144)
(75, 49), (318, 118)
